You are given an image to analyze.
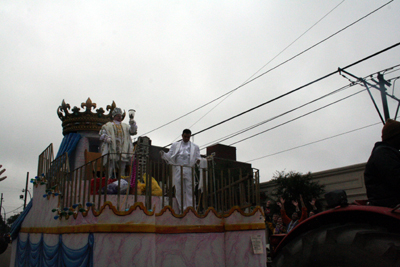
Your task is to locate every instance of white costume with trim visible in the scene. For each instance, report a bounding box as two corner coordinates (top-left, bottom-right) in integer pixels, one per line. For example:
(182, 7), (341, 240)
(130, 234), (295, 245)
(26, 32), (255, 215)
(99, 120), (137, 176)
(162, 140), (201, 212)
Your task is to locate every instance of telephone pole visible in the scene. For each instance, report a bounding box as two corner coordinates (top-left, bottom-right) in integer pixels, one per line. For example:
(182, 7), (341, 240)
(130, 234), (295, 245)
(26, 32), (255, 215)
(338, 69), (395, 124)
(24, 172), (29, 209)
(377, 73), (392, 122)
(0, 193), (3, 222)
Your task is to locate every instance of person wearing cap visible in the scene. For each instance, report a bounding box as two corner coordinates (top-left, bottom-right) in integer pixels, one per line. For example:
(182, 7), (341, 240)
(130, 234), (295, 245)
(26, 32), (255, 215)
(99, 107), (138, 177)
(364, 119), (400, 207)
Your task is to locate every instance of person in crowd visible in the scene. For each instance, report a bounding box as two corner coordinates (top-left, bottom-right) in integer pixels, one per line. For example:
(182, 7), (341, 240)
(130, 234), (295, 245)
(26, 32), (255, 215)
(309, 198), (318, 217)
(273, 216), (286, 234)
(99, 108), (138, 178)
(364, 119), (400, 208)
(267, 213), (286, 257)
(160, 129), (201, 212)
(265, 212), (280, 235)
(271, 213), (279, 224)
(277, 195), (307, 233)
(264, 200), (272, 221)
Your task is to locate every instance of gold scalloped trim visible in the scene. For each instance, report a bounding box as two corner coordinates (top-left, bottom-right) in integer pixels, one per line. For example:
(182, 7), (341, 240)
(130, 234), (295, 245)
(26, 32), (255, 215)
(155, 205), (263, 219)
(155, 205), (222, 218)
(69, 202), (263, 220)
(221, 205), (263, 218)
(19, 222), (265, 234)
(66, 201), (155, 220)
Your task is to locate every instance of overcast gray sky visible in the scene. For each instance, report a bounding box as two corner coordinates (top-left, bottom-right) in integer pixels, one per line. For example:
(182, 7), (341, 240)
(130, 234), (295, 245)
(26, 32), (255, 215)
(1, 0), (400, 215)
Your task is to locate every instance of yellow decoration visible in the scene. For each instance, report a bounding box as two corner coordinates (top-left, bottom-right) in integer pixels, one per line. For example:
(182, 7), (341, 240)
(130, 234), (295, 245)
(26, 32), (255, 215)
(137, 174), (162, 196)
(137, 181), (146, 195)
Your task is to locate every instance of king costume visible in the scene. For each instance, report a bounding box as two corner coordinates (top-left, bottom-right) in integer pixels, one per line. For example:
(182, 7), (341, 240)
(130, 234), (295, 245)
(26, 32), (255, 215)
(162, 140), (201, 212)
(99, 108), (138, 177)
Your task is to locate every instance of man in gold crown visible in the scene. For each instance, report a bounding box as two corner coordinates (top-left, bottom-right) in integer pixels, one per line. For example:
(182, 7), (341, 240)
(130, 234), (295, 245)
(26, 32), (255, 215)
(99, 107), (138, 178)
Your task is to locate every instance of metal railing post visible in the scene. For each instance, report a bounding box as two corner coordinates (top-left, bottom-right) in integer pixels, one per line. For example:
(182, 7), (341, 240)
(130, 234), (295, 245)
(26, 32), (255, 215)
(191, 166), (195, 210)
(134, 156), (138, 203)
(180, 165), (184, 214)
(162, 160), (165, 208)
(202, 167), (206, 210)
(168, 165), (173, 207)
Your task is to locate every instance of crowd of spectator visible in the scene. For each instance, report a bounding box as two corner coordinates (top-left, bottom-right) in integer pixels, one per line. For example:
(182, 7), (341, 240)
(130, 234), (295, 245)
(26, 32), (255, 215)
(265, 196), (319, 232)
(264, 195), (320, 251)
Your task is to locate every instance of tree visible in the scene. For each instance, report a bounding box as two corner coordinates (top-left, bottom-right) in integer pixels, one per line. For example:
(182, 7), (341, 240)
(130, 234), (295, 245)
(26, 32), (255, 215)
(271, 171), (325, 215)
(0, 165), (6, 182)
(0, 215), (6, 233)
(7, 212), (22, 230)
(0, 212), (22, 234)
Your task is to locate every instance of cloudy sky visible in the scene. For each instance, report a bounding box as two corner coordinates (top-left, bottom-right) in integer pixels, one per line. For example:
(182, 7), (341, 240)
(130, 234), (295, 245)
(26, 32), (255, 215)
(1, 0), (400, 215)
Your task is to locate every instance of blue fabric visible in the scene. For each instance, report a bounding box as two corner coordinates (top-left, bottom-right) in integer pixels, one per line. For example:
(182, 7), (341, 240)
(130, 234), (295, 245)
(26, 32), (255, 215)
(61, 233), (94, 267)
(10, 199), (32, 240)
(29, 234), (42, 266)
(42, 235), (61, 266)
(56, 133), (81, 159)
(15, 233), (94, 267)
(15, 233), (29, 267)
(48, 132), (80, 178)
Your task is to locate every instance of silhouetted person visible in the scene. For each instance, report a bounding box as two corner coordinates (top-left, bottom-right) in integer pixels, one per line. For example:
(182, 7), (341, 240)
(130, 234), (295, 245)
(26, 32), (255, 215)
(364, 119), (400, 207)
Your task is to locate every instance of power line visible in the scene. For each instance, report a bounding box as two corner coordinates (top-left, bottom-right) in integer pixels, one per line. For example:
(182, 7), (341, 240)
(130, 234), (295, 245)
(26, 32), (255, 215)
(201, 69), (400, 149)
(169, 92), (235, 144)
(186, 92), (234, 135)
(199, 83), (356, 149)
(142, 0), (391, 137)
(378, 64), (400, 76)
(5, 205), (24, 215)
(186, 0), (346, 131)
(229, 89), (366, 146)
(186, 42), (400, 142)
(246, 121), (382, 163)
(244, 0), (346, 83)
(165, 43), (400, 148)
(227, 73), (400, 147)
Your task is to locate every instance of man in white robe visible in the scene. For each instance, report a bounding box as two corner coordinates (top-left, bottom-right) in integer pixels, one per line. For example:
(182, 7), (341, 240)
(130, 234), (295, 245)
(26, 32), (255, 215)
(161, 129), (201, 212)
(99, 108), (138, 177)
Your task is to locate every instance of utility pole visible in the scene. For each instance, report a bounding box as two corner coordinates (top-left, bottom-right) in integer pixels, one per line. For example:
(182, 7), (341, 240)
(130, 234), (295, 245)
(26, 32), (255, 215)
(377, 73), (392, 122)
(24, 172), (29, 210)
(0, 193), (3, 222)
(338, 69), (396, 124)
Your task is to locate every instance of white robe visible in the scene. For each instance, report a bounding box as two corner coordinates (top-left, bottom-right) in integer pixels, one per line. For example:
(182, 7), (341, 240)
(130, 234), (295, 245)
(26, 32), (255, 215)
(162, 140), (201, 212)
(99, 121), (137, 177)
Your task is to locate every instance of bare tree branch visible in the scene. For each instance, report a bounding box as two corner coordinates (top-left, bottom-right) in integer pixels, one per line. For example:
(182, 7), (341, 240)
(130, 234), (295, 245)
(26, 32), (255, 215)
(0, 165), (7, 182)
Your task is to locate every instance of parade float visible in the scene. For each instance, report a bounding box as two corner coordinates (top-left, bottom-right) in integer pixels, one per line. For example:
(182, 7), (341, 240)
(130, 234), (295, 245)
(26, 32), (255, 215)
(10, 98), (266, 267)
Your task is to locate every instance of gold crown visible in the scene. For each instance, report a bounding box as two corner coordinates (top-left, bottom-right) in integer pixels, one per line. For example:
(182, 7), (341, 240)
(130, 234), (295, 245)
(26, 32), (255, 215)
(57, 98), (126, 136)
